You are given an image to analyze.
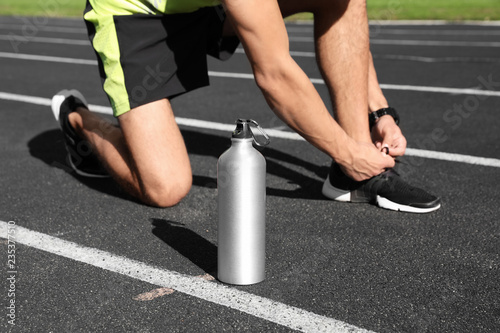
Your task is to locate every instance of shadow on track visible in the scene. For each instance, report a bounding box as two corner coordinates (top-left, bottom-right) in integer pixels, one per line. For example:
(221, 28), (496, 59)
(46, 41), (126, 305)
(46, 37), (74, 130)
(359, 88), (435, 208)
(151, 218), (217, 275)
(27, 128), (329, 202)
(183, 129), (329, 199)
(26, 128), (134, 201)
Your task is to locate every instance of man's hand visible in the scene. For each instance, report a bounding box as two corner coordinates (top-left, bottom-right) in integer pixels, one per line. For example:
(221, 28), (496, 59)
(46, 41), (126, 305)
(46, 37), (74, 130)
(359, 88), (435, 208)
(371, 115), (407, 157)
(339, 140), (396, 182)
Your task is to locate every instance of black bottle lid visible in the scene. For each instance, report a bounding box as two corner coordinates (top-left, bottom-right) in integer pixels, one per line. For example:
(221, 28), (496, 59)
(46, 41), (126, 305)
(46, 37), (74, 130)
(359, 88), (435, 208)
(232, 119), (253, 139)
(232, 119), (271, 146)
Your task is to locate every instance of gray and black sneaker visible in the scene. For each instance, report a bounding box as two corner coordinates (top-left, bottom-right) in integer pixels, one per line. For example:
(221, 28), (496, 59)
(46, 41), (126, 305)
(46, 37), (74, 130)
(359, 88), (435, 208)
(51, 89), (109, 178)
(322, 162), (441, 213)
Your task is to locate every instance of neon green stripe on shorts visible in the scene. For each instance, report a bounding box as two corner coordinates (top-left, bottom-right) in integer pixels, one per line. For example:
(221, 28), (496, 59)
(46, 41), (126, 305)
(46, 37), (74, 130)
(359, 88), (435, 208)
(84, 0), (222, 116)
(88, 0), (221, 16)
(84, 11), (131, 116)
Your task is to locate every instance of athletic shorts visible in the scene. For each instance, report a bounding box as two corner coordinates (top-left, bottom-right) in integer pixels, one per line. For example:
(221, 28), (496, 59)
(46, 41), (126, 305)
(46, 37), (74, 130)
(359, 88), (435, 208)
(83, 1), (240, 117)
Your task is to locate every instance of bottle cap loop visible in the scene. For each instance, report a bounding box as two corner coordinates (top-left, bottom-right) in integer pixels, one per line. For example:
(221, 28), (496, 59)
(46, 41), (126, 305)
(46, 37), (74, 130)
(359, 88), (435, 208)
(233, 119), (271, 147)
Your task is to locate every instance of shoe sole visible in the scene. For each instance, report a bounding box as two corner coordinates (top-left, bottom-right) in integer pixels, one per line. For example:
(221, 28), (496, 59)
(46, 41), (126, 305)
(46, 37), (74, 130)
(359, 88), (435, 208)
(322, 175), (441, 214)
(52, 90), (109, 178)
(376, 196), (441, 214)
(321, 175), (352, 202)
(51, 89), (88, 121)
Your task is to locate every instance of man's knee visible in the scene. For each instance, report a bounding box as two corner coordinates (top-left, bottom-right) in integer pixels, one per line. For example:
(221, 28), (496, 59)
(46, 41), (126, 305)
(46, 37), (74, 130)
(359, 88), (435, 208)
(142, 171), (192, 208)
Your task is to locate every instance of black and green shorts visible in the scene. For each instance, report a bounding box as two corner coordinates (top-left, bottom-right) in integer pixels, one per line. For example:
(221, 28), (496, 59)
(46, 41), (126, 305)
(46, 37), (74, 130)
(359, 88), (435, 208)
(84, 0), (239, 117)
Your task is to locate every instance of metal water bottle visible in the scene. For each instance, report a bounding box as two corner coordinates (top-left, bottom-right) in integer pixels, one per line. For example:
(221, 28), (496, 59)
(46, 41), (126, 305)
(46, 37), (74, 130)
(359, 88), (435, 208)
(217, 119), (270, 285)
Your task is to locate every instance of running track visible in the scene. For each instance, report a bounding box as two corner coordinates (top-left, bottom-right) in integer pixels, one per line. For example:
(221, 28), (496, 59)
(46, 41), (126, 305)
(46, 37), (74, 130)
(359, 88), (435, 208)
(0, 15), (499, 332)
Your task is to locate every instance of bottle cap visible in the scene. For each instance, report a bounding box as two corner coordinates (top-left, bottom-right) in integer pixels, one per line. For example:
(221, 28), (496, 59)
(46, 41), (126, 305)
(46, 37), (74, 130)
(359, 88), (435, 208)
(232, 119), (270, 146)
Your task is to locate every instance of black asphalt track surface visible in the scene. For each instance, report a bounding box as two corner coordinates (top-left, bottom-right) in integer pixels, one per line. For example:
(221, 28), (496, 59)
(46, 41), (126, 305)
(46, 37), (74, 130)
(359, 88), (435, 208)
(0, 15), (499, 333)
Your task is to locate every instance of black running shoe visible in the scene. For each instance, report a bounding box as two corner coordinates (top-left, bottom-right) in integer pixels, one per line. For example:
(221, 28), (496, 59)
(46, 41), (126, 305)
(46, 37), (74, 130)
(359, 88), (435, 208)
(51, 89), (109, 178)
(322, 162), (441, 213)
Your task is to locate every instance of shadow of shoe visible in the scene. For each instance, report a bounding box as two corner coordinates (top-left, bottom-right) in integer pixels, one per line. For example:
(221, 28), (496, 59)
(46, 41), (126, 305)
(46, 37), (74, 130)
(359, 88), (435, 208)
(27, 129), (135, 202)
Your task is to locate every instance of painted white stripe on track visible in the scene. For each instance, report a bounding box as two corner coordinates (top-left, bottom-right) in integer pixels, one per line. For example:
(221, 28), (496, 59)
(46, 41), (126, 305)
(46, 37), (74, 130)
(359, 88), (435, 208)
(370, 39), (500, 47)
(369, 20), (500, 26)
(370, 28), (500, 36)
(4, 34), (499, 48)
(0, 34), (90, 45)
(289, 36), (500, 47)
(287, 26), (500, 36)
(405, 148), (500, 168)
(377, 84), (500, 97)
(3, 22), (499, 36)
(207, 71), (500, 97)
(0, 23), (87, 34)
(0, 51), (98, 65)
(7, 51), (497, 97)
(0, 221), (373, 333)
(237, 48), (500, 63)
(288, 21), (500, 30)
(208, 70), (255, 80)
(6, 51), (499, 96)
(371, 54), (500, 63)
(1, 91), (499, 168)
(1, 49), (497, 70)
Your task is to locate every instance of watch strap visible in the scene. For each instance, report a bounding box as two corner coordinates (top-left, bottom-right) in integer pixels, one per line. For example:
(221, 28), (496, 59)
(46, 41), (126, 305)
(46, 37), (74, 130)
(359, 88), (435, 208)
(369, 107), (400, 130)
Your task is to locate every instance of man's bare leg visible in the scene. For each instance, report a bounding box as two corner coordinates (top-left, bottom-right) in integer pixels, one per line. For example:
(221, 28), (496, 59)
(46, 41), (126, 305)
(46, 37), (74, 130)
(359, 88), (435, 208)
(68, 98), (192, 207)
(274, 0), (378, 141)
(312, 0), (371, 144)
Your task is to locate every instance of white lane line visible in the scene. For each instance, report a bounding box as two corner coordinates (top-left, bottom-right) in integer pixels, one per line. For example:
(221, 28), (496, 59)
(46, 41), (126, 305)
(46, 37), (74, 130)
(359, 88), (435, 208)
(288, 21), (500, 27)
(377, 83), (500, 97)
(0, 91), (52, 107)
(0, 34), (90, 45)
(370, 28), (500, 36)
(3, 22), (499, 36)
(311, 76), (500, 97)
(0, 221), (373, 333)
(1, 91), (500, 168)
(237, 48), (500, 63)
(289, 36), (500, 47)
(282, 49), (500, 63)
(287, 20), (500, 30)
(208, 70), (255, 80)
(287, 26), (500, 36)
(236, 48), (320, 59)
(4, 34), (499, 48)
(372, 54), (500, 63)
(405, 148), (500, 167)
(2, 49), (496, 69)
(3, 33), (500, 48)
(369, 20), (500, 26)
(370, 39), (500, 47)
(5, 51), (498, 97)
(0, 51), (98, 65)
(0, 23), (87, 34)
(208, 71), (500, 97)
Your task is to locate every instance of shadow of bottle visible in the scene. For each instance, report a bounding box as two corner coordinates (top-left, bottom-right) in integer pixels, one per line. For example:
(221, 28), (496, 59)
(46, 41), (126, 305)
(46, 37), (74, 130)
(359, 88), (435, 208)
(151, 218), (217, 276)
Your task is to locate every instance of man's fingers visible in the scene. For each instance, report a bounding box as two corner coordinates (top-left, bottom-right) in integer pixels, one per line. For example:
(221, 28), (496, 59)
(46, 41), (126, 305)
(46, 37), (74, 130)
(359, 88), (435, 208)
(383, 152), (396, 169)
(381, 143), (390, 155)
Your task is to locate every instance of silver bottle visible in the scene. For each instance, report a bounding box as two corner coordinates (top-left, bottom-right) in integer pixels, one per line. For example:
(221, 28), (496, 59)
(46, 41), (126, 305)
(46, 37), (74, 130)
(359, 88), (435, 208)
(217, 119), (270, 285)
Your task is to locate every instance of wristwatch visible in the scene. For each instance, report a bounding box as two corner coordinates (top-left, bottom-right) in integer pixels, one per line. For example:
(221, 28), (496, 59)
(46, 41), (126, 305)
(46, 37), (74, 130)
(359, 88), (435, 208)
(369, 107), (400, 130)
